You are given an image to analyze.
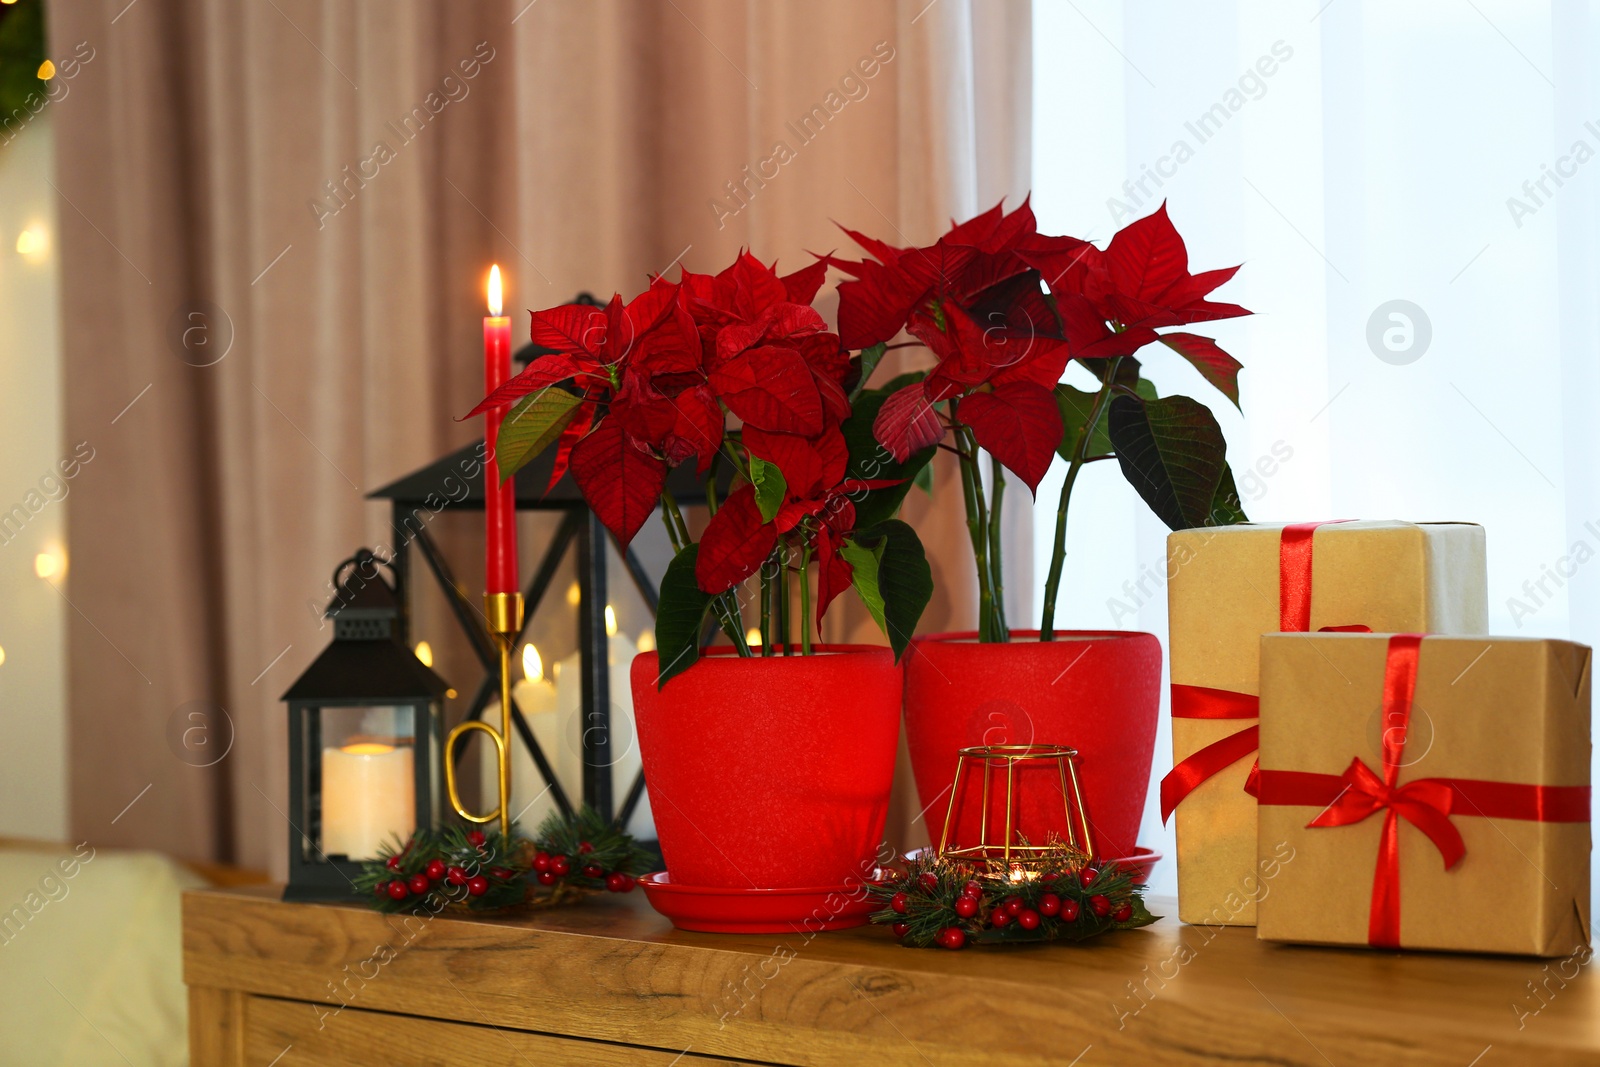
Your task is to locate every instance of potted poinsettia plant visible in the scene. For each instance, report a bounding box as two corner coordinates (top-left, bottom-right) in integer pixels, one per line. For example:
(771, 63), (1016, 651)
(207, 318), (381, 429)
(826, 199), (1251, 864)
(466, 253), (936, 913)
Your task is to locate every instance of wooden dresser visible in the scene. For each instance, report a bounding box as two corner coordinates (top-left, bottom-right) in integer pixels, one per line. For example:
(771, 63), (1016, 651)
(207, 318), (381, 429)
(184, 885), (1600, 1065)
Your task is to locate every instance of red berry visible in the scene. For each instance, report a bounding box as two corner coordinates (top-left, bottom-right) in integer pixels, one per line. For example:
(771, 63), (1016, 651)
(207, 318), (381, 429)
(890, 892), (909, 914)
(582, 863), (604, 880)
(954, 896), (979, 918)
(892, 922), (911, 938)
(990, 908), (1012, 927)
(1079, 867), (1099, 888)
(467, 875), (489, 896)
(618, 874), (636, 892)
(1038, 893), (1062, 917)
(489, 867), (513, 880)
(406, 874), (430, 895)
(1017, 908), (1041, 930)
(386, 881), (408, 900)
(1113, 902), (1133, 923)
(385, 855), (402, 871)
(1090, 894), (1111, 917)
(963, 880), (983, 897)
(918, 872), (938, 891)
(550, 855), (571, 877)
(606, 871), (628, 892)
(537, 871), (557, 886)
(373, 882), (387, 896)
(1060, 897), (1081, 921)
(466, 830), (486, 848)
(532, 851), (551, 873)
(425, 859), (446, 880)
(446, 866), (467, 886)
(937, 927), (967, 950)
(578, 841), (594, 854)
(1004, 897), (1023, 917)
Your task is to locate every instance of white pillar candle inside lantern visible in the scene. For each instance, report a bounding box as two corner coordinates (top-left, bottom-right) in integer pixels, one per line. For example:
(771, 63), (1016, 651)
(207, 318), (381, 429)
(322, 742), (414, 859)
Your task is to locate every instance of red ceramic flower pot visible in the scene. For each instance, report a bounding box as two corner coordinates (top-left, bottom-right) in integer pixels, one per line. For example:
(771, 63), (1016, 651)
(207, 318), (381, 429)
(630, 645), (903, 890)
(903, 631), (1162, 861)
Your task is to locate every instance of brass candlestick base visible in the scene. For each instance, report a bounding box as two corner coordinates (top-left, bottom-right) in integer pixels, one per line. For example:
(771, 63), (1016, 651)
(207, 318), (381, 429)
(445, 592), (524, 836)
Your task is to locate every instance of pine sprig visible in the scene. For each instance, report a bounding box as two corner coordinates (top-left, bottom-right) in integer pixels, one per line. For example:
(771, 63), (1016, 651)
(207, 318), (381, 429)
(867, 842), (1159, 949)
(355, 808), (652, 914)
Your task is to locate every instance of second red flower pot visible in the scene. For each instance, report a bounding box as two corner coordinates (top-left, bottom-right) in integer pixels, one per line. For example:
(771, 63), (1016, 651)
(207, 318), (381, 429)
(902, 631), (1162, 862)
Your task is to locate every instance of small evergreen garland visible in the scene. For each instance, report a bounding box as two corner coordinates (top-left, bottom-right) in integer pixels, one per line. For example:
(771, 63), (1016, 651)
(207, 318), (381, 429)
(355, 808), (653, 914)
(869, 843), (1158, 949)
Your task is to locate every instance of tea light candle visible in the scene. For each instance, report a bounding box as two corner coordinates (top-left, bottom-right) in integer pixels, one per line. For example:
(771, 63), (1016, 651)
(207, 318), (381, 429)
(321, 742), (414, 859)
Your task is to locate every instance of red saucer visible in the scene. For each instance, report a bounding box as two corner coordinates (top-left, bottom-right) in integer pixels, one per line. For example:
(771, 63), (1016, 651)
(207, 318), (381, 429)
(637, 872), (884, 934)
(1105, 845), (1161, 885)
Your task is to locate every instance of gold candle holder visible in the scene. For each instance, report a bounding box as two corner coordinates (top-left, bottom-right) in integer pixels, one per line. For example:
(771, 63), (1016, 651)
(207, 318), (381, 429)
(444, 592), (523, 837)
(936, 743), (1096, 870)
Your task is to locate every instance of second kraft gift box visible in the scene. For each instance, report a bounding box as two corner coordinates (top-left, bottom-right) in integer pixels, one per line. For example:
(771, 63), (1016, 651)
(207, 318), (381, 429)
(1256, 632), (1591, 956)
(1163, 521), (1487, 927)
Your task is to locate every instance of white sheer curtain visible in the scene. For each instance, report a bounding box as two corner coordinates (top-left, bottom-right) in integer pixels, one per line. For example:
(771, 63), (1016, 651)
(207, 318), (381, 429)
(1032, 0), (1600, 898)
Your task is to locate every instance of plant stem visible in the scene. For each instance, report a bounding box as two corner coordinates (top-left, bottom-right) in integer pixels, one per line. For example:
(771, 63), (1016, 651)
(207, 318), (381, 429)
(661, 490), (693, 548)
(798, 544), (813, 655)
(758, 553), (773, 657)
(705, 453), (720, 516)
(988, 453), (1009, 642)
(954, 423), (994, 642)
(1040, 356), (1123, 641)
(659, 496), (683, 553)
(777, 551), (791, 655)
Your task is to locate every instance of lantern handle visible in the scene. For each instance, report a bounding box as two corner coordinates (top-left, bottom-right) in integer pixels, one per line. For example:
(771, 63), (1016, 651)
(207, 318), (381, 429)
(331, 548), (400, 599)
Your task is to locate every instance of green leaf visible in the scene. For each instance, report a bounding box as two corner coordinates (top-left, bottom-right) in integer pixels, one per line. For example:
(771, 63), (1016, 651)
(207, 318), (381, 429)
(841, 537), (887, 632)
(843, 385), (936, 529)
(849, 342), (889, 401)
(855, 520), (932, 663)
(749, 456), (787, 523)
(1136, 378), (1159, 401)
(496, 389), (584, 482)
(871, 370), (928, 396)
(1106, 394), (1230, 531)
(1054, 384), (1114, 462)
(1207, 463), (1249, 526)
(654, 544), (713, 688)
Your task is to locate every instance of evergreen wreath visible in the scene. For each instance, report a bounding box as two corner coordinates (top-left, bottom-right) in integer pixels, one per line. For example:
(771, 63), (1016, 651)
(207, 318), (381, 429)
(355, 807), (652, 914)
(869, 843), (1157, 950)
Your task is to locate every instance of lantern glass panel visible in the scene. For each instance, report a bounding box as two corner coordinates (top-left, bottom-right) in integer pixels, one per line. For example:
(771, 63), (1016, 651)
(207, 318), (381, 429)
(304, 704), (416, 862)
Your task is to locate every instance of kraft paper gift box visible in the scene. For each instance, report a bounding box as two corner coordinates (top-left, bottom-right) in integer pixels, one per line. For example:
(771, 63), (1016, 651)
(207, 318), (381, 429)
(1256, 632), (1591, 956)
(1164, 521), (1486, 927)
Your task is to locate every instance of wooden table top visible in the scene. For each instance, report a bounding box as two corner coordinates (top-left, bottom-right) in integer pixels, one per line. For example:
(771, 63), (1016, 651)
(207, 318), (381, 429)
(183, 885), (1600, 1066)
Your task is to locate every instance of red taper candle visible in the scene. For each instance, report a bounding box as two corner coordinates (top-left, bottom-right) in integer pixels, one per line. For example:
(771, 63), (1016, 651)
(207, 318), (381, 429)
(482, 264), (518, 594)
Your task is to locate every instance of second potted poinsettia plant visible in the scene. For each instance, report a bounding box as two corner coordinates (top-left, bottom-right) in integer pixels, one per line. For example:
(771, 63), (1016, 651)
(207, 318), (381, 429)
(827, 198), (1251, 864)
(466, 253), (936, 912)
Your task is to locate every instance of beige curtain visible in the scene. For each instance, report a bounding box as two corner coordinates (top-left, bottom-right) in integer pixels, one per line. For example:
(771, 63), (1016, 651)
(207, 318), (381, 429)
(52, 0), (1031, 873)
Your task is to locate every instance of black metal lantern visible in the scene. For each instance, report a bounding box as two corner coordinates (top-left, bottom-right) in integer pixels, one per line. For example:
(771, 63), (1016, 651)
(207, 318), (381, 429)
(282, 549), (451, 901)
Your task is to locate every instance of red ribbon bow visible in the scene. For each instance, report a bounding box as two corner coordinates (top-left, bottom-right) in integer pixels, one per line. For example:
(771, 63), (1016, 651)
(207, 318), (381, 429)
(1160, 521), (1361, 822)
(1257, 633), (1590, 948)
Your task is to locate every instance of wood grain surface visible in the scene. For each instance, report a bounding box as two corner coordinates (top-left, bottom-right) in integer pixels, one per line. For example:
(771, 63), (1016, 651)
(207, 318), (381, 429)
(184, 885), (1600, 1066)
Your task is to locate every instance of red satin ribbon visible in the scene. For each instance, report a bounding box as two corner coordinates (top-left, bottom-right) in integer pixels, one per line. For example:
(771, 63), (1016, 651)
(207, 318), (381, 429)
(1256, 634), (1591, 948)
(1160, 521), (1355, 822)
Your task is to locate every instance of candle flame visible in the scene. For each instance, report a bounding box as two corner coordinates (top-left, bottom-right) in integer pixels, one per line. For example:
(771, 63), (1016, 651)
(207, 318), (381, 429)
(745, 627), (762, 647)
(487, 264), (503, 316)
(522, 643), (544, 683)
(413, 640), (433, 667)
(637, 630), (656, 653)
(342, 742), (395, 756)
(605, 605), (617, 638)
